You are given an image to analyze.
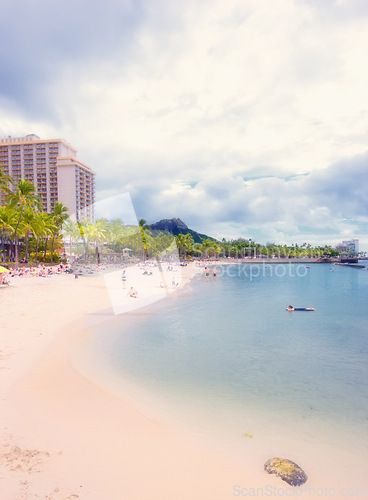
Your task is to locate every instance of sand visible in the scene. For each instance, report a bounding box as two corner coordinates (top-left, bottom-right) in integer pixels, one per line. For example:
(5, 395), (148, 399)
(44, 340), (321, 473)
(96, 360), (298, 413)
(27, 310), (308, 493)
(1, 263), (366, 499)
(0, 263), (255, 499)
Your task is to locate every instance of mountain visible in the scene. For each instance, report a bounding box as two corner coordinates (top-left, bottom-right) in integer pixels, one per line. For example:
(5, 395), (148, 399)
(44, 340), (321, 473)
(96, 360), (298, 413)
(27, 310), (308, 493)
(149, 218), (214, 244)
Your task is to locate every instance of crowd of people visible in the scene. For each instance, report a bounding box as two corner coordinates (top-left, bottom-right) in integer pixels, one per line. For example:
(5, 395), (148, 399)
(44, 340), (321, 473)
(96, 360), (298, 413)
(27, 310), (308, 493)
(1, 263), (71, 281)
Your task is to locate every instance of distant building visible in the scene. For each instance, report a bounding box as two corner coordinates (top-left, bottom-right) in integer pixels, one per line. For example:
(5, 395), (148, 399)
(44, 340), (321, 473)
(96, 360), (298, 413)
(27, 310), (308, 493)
(335, 239), (359, 255)
(0, 134), (95, 220)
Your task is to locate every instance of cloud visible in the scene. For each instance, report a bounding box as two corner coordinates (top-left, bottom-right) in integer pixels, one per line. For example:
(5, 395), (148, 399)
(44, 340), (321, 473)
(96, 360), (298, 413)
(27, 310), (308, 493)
(304, 155), (368, 218)
(0, 0), (143, 119)
(1, 0), (368, 250)
(126, 152), (368, 247)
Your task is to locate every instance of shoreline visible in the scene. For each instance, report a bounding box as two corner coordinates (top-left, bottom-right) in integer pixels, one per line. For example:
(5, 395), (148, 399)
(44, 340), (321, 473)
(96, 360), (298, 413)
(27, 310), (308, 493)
(71, 266), (368, 497)
(1, 263), (367, 498)
(1, 263), (257, 499)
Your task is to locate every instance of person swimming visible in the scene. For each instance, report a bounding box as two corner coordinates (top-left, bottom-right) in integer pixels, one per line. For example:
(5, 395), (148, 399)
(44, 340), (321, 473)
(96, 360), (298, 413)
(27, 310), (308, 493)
(286, 305), (315, 311)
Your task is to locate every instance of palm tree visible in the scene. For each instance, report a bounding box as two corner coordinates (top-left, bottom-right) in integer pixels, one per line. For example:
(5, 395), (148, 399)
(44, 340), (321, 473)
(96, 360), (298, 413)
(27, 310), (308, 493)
(32, 212), (54, 262)
(84, 218), (108, 264)
(200, 239), (213, 258)
(175, 233), (194, 260)
(21, 207), (39, 262)
(0, 166), (13, 197)
(183, 233), (194, 258)
(0, 205), (17, 262)
(75, 219), (89, 262)
(38, 213), (56, 262)
(62, 218), (80, 262)
(6, 179), (41, 265)
(192, 242), (203, 258)
(106, 218), (125, 256)
(138, 218), (150, 260)
(151, 231), (175, 258)
(175, 234), (185, 259)
(50, 202), (69, 262)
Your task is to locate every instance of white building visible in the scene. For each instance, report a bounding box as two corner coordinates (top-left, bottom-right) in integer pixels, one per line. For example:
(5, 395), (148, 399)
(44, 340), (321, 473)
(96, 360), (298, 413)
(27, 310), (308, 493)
(0, 134), (95, 220)
(335, 239), (359, 254)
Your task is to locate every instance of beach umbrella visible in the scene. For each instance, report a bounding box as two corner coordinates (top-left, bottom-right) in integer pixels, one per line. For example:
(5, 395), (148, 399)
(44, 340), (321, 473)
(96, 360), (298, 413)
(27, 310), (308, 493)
(0, 266), (10, 273)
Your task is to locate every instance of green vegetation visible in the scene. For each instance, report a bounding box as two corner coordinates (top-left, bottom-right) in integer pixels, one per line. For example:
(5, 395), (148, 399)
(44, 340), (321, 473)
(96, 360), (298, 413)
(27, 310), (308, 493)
(65, 218), (182, 264)
(216, 238), (340, 260)
(0, 169), (66, 265)
(172, 235), (340, 260)
(0, 166), (342, 265)
(138, 219), (150, 260)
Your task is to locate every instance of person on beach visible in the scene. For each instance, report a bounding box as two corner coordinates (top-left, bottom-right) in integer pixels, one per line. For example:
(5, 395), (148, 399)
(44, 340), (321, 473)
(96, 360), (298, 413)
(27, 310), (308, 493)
(213, 268), (217, 277)
(0, 274), (10, 285)
(128, 287), (138, 298)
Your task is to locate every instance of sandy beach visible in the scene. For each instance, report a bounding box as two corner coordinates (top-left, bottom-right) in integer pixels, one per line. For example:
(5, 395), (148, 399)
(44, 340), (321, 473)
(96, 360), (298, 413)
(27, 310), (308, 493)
(1, 263), (367, 499)
(0, 263), (260, 500)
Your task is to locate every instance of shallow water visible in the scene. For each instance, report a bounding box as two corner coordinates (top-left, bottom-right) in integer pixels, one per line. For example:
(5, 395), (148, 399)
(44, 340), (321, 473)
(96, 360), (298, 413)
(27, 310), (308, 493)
(74, 263), (368, 470)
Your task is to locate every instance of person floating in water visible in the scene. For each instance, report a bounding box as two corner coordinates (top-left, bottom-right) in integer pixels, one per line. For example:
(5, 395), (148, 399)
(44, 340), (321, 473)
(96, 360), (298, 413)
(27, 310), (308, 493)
(286, 305), (315, 311)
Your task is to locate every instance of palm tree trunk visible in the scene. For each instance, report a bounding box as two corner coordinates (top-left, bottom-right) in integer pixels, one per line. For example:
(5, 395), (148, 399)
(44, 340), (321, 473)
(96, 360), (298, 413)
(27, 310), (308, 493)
(84, 239), (87, 263)
(95, 242), (100, 264)
(25, 233), (29, 262)
(50, 235), (55, 263)
(44, 237), (48, 262)
(141, 230), (148, 260)
(0, 231), (6, 262)
(14, 206), (24, 266)
(35, 237), (39, 262)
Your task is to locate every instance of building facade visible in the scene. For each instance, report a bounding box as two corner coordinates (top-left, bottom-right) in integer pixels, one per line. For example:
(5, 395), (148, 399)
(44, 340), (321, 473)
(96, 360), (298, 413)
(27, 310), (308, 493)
(335, 239), (359, 255)
(0, 134), (95, 220)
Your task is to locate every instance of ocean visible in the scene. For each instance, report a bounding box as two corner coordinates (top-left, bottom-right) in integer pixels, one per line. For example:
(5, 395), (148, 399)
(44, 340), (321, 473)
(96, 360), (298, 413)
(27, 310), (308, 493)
(73, 262), (368, 482)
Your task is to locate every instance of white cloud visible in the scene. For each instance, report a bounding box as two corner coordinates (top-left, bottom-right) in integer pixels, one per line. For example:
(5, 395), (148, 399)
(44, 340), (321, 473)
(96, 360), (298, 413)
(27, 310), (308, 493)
(1, 0), (368, 250)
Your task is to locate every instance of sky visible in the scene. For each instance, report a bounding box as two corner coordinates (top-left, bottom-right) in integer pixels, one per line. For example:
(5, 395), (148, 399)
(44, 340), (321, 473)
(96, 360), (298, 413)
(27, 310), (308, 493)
(1, 0), (368, 251)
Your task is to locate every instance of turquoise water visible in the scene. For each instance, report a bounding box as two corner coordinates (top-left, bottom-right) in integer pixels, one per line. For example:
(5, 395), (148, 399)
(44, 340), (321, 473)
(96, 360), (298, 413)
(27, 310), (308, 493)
(77, 263), (368, 451)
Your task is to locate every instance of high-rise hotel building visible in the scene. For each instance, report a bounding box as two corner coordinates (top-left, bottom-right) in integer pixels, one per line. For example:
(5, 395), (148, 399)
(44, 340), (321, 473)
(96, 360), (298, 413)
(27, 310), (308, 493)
(0, 134), (95, 220)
